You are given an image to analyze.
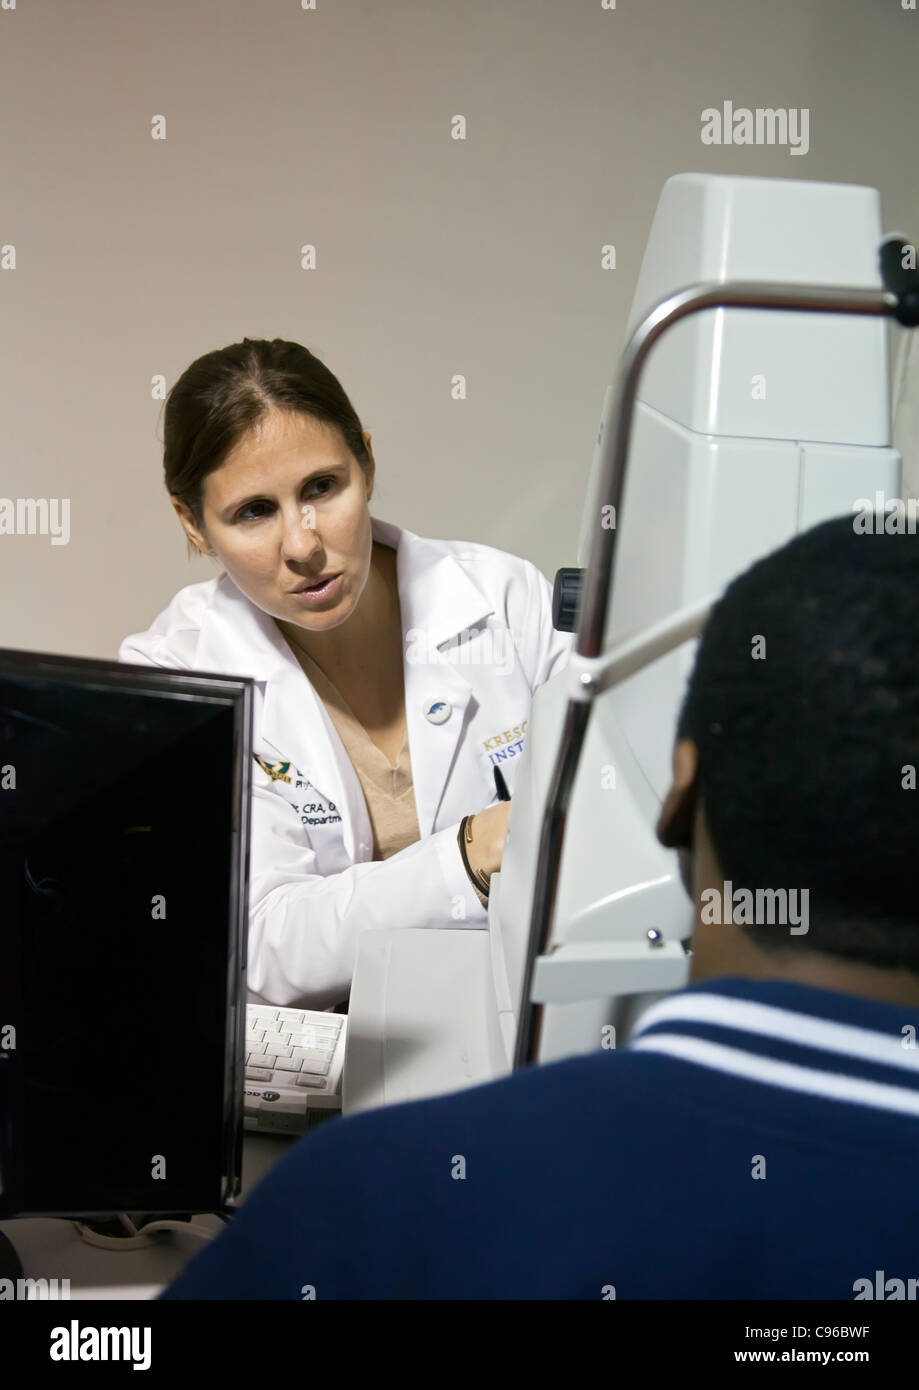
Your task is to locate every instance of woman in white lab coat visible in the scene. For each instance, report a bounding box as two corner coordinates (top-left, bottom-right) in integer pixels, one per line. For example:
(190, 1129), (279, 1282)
(119, 338), (573, 1010)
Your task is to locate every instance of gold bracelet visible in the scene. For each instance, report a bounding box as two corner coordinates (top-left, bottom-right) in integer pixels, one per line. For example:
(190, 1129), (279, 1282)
(458, 815), (491, 897)
(465, 815), (491, 886)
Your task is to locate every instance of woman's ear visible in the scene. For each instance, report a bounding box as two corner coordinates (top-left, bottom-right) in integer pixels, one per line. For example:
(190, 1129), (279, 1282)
(171, 496), (211, 556)
(656, 738), (699, 850)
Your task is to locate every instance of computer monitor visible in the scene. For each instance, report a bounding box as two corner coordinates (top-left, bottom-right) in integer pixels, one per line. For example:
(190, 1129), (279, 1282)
(0, 649), (252, 1217)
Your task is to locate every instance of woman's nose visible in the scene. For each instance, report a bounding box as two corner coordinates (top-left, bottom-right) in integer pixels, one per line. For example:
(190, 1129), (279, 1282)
(280, 506), (323, 561)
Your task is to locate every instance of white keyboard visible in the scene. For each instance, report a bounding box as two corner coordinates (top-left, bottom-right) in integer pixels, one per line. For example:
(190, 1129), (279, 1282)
(243, 1004), (347, 1136)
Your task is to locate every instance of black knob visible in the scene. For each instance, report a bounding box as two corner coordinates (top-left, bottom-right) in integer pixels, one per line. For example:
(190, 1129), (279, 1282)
(879, 236), (919, 327)
(552, 568), (584, 632)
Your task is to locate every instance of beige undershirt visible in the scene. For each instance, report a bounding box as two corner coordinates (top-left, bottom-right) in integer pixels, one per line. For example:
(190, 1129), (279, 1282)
(290, 644), (489, 908)
(292, 646), (420, 860)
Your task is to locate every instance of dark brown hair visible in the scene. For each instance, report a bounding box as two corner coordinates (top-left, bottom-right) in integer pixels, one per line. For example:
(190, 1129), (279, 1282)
(163, 338), (372, 549)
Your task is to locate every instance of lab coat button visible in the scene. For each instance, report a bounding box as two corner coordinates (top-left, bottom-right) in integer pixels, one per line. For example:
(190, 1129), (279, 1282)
(423, 698), (452, 724)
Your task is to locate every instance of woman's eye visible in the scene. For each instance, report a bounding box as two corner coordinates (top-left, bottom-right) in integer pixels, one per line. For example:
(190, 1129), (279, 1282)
(236, 478), (335, 522)
(237, 502), (270, 522)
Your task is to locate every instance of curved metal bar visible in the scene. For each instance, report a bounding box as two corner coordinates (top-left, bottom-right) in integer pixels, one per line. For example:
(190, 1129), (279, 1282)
(514, 279), (899, 1070)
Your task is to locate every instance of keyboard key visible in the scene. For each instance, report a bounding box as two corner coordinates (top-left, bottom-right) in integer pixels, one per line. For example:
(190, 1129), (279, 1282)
(276, 1009), (306, 1024)
(245, 1029), (265, 1044)
(299, 1026), (339, 1047)
(291, 1048), (330, 1073)
(263, 1030), (290, 1047)
(295, 1073), (327, 1088)
(270, 1044), (292, 1058)
(246, 1042), (266, 1056)
(274, 1056), (303, 1072)
(292, 1033), (336, 1051)
(250, 1010), (278, 1022)
(245, 1066), (273, 1081)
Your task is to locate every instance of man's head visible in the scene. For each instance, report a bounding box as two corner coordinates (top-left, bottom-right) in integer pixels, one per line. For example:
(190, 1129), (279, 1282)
(656, 514), (919, 1000)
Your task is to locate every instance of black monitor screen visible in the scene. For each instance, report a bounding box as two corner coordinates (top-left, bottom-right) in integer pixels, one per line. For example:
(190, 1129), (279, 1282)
(0, 651), (251, 1217)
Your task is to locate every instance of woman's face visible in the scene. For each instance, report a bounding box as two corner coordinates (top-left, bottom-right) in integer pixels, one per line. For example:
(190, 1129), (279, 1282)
(173, 408), (376, 632)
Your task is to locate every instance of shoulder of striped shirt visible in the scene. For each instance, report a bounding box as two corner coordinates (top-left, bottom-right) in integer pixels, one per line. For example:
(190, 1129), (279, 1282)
(626, 988), (919, 1117)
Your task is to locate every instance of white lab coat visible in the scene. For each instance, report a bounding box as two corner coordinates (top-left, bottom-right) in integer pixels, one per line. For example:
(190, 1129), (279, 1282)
(118, 515), (574, 1009)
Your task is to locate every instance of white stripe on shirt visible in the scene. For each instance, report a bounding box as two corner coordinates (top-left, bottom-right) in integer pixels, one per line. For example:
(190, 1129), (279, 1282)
(631, 1031), (919, 1116)
(630, 992), (919, 1072)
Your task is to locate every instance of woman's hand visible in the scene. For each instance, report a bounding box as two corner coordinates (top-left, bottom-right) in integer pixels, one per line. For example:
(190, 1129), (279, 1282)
(465, 801), (511, 883)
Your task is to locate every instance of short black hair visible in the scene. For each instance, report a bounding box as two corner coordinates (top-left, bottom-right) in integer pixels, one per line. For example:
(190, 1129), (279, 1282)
(677, 513), (919, 969)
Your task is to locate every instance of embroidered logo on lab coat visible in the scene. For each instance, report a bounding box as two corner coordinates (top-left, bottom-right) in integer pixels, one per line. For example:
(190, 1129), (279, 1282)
(253, 754), (294, 784)
(253, 753), (341, 828)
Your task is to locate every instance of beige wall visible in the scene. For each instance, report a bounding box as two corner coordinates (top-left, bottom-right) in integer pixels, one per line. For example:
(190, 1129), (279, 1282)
(1, 0), (916, 659)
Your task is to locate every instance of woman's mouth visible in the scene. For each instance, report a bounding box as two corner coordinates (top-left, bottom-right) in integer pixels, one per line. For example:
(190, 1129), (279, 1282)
(291, 573), (342, 605)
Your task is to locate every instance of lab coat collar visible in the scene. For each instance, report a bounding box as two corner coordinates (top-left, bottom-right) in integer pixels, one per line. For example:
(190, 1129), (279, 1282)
(193, 516), (497, 846)
(369, 515), (497, 656)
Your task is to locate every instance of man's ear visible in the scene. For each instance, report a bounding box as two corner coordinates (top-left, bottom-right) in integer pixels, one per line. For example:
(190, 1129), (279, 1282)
(656, 739), (699, 849)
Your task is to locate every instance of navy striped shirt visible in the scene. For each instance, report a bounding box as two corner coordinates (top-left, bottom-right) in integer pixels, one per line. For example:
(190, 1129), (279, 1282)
(161, 976), (919, 1299)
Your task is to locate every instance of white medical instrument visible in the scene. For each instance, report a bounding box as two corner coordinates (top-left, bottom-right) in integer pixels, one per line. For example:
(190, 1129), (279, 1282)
(343, 172), (919, 1113)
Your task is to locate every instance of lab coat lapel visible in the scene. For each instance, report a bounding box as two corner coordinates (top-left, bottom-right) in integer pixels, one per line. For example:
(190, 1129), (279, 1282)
(385, 517), (496, 836)
(404, 658), (477, 837)
(194, 573), (372, 861)
(260, 662), (371, 862)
